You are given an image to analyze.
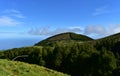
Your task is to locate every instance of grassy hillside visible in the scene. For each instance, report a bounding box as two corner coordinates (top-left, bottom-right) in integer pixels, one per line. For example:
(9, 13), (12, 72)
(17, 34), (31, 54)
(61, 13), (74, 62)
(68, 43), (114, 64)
(35, 32), (93, 46)
(0, 59), (68, 76)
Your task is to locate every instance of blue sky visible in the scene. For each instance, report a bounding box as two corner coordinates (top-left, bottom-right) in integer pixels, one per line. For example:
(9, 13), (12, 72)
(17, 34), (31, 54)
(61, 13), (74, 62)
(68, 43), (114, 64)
(0, 0), (120, 39)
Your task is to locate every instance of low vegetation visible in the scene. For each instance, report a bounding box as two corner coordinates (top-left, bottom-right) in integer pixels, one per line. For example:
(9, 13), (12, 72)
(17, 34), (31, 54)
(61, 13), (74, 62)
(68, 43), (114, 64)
(0, 59), (68, 76)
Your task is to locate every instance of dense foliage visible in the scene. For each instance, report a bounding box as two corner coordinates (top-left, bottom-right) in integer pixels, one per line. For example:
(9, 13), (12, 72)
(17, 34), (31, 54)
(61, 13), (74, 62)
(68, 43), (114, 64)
(0, 43), (119, 76)
(0, 32), (120, 76)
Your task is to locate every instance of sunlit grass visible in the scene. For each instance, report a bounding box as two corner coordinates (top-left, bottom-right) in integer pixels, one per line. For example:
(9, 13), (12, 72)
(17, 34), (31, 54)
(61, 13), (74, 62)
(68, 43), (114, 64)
(0, 59), (68, 76)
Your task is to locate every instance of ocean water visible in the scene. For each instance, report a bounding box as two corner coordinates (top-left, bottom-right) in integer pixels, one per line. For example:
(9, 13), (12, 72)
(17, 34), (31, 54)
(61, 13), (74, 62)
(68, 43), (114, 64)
(0, 38), (41, 50)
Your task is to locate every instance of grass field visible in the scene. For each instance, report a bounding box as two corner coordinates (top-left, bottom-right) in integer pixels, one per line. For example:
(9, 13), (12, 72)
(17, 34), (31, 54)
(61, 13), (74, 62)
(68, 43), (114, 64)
(0, 59), (69, 76)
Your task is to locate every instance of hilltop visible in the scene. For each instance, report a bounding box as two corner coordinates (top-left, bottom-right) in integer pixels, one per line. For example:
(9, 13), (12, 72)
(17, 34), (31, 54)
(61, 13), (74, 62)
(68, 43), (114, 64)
(0, 59), (68, 76)
(35, 32), (93, 46)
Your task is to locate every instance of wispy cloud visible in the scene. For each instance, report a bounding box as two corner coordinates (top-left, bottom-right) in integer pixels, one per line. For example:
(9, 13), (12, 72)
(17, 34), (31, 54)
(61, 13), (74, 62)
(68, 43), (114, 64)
(3, 9), (20, 14)
(28, 27), (49, 36)
(0, 9), (25, 26)
(93, 5), (109, 16)
(11, 14), (25, 18)
(28, 27), (81, 36)
(2, 9), (25, 18)
(0, 16), (22, 26)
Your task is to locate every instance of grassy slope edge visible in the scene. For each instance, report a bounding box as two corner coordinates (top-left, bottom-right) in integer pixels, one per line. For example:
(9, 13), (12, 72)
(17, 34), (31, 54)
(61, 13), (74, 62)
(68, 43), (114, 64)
(0, 59), (69, 76)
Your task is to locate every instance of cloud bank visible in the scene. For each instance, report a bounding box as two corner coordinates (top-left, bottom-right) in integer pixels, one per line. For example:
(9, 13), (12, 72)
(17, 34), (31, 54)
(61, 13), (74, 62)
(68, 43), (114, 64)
(83, 24), (120, 38)
(28, 27), (81, 36)
(83, 25), (108, 38)
(28, 24), (120, 39)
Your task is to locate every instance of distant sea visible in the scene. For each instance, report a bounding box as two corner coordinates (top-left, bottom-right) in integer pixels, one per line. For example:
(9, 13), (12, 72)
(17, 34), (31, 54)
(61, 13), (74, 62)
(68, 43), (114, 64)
(0, 38), (42, 50)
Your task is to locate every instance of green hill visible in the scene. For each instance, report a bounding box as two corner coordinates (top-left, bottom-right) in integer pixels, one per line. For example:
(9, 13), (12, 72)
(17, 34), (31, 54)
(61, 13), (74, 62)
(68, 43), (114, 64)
(35, 32), (93, 46)
(0, 32), (120, 76)
(94, 33), (120, 54)
(97, 32), (120, 40)
(0, 59), (68, 76)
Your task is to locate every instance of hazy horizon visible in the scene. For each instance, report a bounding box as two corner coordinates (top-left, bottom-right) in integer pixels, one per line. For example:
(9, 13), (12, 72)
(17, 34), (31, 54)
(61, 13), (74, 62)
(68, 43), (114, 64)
(0, 37), (42, 50)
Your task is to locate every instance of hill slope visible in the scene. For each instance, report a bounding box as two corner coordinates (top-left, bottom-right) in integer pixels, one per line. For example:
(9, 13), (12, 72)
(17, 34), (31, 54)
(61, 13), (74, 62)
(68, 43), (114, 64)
(0, 59), (68, 76)
(35, 32), (93, 46)
(97, 32), (120, 40)
(94, 33), (120, 54)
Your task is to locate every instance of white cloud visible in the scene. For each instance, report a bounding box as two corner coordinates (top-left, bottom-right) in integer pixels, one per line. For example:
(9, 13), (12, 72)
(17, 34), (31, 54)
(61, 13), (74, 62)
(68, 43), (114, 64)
(93, 5), (109, 16)
(11, 13), (25, 18)
(106, 24), (120, 34)
(28, 24), (120, 39)
(50, 27), (81, 35)
(0, 9), (25, 26)
(113, 26), (120, 33)
(83, 24), (120, 38)
(0, 16), (22, 26)
(84, 25), (107, 35)
(28, 27), (81, 36)
(2, 9), (25, 18)
(3, 9), (20, 14)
